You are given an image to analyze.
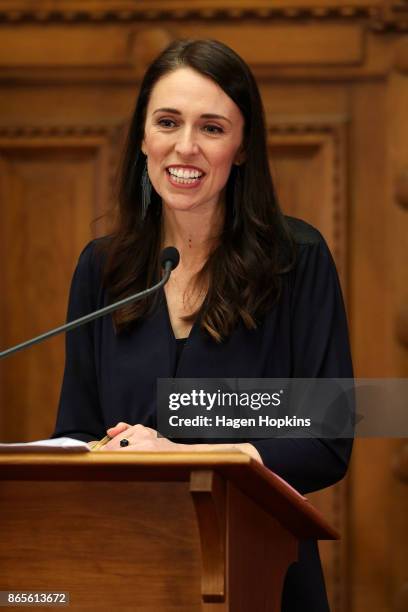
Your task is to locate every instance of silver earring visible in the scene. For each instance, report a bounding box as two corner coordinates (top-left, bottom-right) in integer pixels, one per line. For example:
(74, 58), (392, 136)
(141, 162), (152, 219)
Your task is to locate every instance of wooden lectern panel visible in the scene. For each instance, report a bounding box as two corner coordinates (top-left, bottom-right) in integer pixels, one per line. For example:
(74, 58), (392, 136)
(0, 453), (337, 611)
(0, 481), (202, 611)
(227, 483), (297, 612)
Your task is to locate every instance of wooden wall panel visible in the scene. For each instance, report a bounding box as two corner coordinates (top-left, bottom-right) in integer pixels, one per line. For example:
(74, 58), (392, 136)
(0, 132), (115, 441)
(269, 120), (348, 278)
(173, 23), (363, 65)
(267, 117), (349, 610)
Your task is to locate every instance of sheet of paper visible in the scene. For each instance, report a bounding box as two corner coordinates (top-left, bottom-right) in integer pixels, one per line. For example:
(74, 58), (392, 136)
(0, 437), (90, 452)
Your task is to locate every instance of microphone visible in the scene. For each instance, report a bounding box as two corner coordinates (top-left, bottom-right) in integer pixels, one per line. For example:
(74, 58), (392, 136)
(160, 246), (180, 273)
(0, 246), (180, 360)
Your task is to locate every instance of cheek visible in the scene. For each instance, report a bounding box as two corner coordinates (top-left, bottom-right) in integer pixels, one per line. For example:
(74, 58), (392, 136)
(213, 143), (239, 168)
(211, 146), (240, 178)
(144, 132), (170, 160)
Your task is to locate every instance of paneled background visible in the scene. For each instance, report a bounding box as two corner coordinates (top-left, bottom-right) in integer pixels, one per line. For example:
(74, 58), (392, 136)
(0, 1), (407, 611)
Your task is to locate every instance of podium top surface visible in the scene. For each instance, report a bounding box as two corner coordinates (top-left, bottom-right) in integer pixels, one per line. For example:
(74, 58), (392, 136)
(0, 451), (338, 540)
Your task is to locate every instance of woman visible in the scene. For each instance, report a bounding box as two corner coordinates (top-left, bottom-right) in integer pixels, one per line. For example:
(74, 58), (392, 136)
(54, 39), (353, 611)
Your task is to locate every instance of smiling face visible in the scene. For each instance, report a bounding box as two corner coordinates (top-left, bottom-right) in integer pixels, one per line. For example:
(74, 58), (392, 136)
(142, 67), (245, 214)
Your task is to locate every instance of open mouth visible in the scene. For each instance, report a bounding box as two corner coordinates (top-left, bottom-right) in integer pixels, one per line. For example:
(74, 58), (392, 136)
(166, 166), (205, 186)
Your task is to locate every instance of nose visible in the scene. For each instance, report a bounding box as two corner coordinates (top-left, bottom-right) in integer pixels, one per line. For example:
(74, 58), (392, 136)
(174, 126), (199, 157)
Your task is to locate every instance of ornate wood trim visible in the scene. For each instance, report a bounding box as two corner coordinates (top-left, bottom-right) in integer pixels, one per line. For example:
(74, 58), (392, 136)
(0, 0), (394, 23)
(371, 0), (408, 31)
(0, 124), (122, 138)
(267, 115), (349, 289)
(0, 1), (406, 34)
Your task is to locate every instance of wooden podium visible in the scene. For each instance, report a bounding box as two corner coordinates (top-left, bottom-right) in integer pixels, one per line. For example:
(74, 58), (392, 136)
(0, 452), (337, 611)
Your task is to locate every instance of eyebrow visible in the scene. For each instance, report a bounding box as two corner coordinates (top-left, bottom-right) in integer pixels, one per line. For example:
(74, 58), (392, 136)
(152, 107), (232, 124)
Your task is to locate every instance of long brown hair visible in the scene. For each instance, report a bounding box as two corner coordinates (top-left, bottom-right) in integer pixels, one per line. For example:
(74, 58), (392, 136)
(101, 39), (295, 342)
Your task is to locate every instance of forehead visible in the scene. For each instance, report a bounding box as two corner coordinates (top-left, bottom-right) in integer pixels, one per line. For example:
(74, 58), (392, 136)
(146, 67), (242, 119)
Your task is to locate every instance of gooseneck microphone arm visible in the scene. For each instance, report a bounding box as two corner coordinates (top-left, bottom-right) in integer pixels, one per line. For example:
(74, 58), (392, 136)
(0, 246), (180, 360)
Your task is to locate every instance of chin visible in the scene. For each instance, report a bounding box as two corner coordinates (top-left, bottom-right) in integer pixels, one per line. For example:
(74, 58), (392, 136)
(166, 203), (200, 213)
(162, 197), (204, 212)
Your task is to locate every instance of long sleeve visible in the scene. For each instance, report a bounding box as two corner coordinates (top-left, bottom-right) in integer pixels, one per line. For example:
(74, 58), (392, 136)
(250, 236), (354, 493)
(52, 241), (105, 442)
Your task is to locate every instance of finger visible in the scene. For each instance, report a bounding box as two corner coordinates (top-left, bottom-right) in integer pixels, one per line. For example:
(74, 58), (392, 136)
(104, 427), (145, 450)
(114, 424), (153, 441)
(101, 436), (131, 450)
(106, 422), (130, 436)
(100, 425), (158, 450)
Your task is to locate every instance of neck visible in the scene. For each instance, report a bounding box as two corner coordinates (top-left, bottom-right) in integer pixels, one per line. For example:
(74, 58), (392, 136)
(161, 203), (224, 270)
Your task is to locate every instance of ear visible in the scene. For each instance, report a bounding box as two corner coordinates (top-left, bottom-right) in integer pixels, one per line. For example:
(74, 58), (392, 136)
(141, 137), (147, 157)
(234, 146), (246, 166)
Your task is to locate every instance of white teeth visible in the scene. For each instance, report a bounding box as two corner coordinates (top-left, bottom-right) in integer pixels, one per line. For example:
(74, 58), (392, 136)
(168, 167), (203, 179)
(171, 175), (198, 184)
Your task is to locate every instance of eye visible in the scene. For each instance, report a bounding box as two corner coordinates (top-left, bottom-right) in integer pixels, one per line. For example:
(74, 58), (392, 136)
(156, 118), (177, 128)
(203, 124), (224, 135)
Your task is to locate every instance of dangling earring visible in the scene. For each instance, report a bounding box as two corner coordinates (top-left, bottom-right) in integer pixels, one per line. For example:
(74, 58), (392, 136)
(141, 161), (152, 220)
(232, 164), (242, 222)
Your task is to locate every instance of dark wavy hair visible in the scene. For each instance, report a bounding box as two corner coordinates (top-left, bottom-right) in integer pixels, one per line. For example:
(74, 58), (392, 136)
(101, 39), (295, 341)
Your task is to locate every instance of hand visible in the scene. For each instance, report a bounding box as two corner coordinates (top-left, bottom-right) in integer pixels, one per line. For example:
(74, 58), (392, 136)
(99, 422), (182, 452)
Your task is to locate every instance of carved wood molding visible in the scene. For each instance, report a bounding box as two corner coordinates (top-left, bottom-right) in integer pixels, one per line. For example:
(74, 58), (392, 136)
(0, 123), (125, 224)
(0, 124), (122, 139)
(267, 115), (348, 287)
(0, 0), (398, 24)
(371, 0), (408, 31)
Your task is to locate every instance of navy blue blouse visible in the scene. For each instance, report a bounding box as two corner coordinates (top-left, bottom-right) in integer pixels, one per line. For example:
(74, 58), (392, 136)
(54, 215), (353, 488)
(53, 216), (353, 612)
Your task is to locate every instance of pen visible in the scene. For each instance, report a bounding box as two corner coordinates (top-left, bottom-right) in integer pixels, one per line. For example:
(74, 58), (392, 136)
(89, 435), (112, 451)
